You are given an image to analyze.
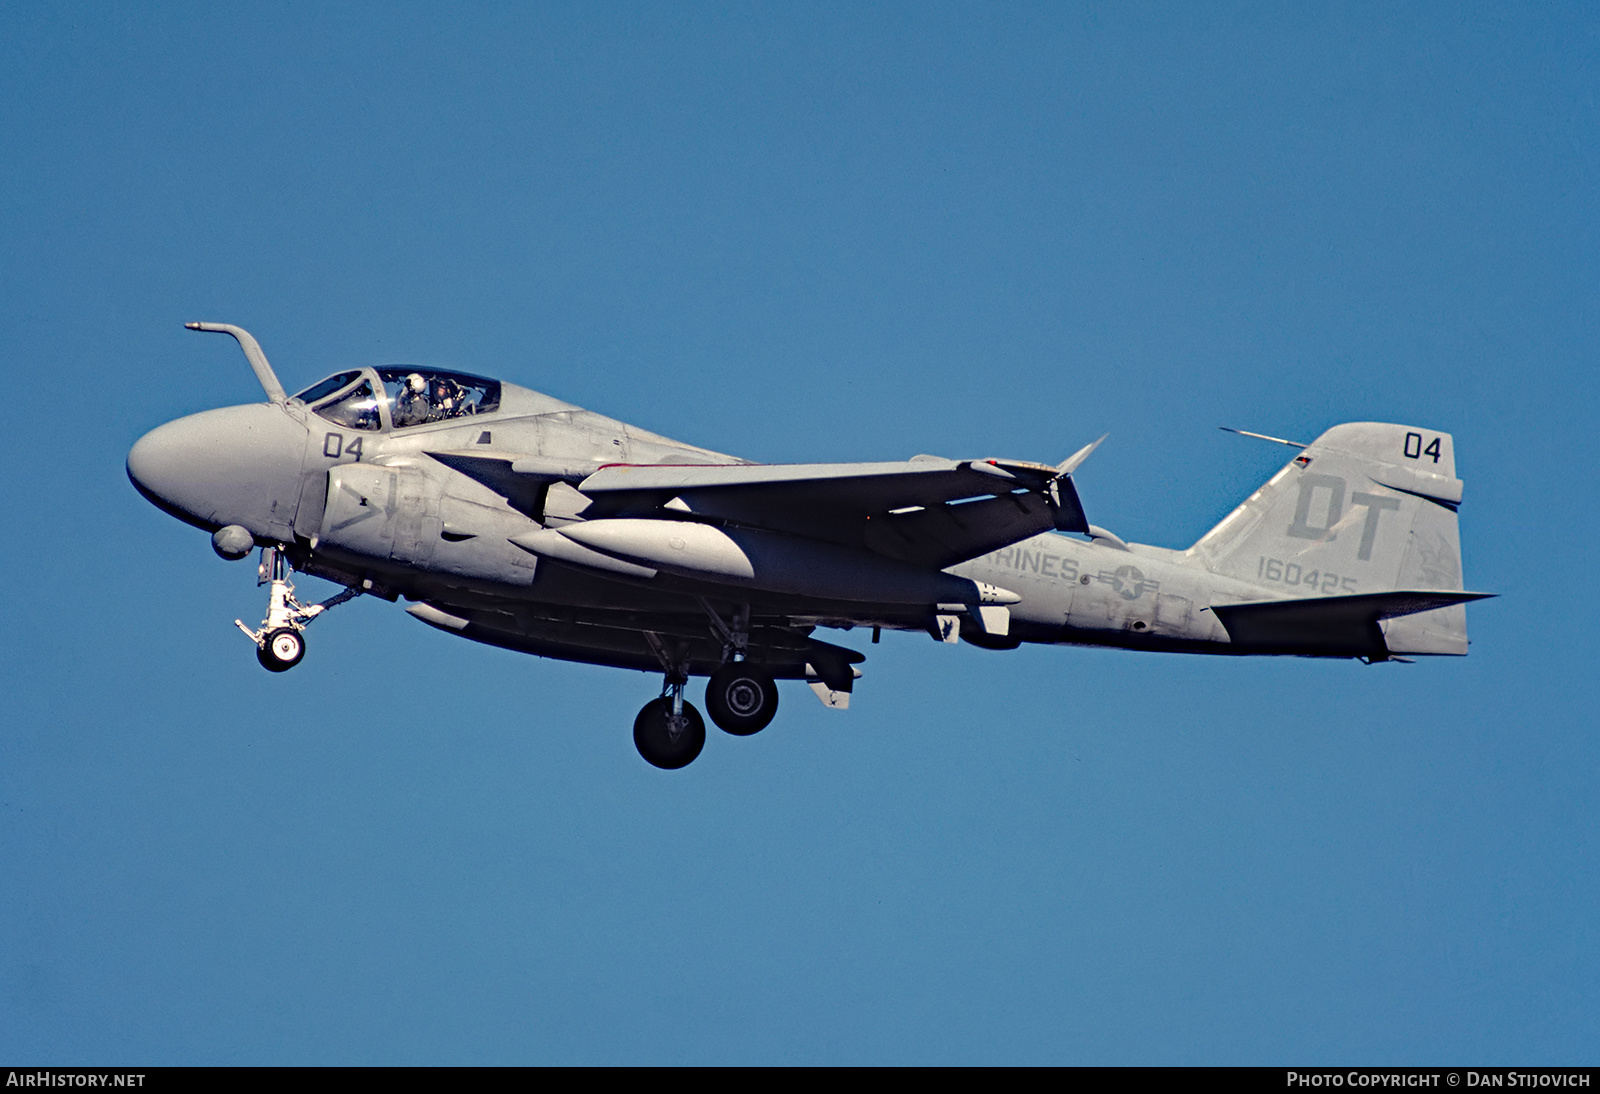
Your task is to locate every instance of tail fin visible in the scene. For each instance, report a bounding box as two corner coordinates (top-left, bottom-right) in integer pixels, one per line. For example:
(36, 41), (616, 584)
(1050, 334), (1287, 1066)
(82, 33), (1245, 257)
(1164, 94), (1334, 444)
(1191, 423), (1475, 655)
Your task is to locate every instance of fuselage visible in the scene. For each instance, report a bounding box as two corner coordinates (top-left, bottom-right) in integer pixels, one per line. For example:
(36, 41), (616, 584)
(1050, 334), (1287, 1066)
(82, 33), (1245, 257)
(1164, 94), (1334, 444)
(127, 328), (1479, 770)
(128, 372), (1257, 665)
(130, 367), (1473, 676)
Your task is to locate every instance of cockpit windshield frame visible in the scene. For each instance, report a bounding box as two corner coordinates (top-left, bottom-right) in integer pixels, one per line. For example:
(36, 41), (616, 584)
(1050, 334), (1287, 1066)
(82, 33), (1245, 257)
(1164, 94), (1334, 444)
(308, 375), (383, 432)
(293, 371), (363, 406)
(377, 367), (501, 429)
(296, 366), (502, 432)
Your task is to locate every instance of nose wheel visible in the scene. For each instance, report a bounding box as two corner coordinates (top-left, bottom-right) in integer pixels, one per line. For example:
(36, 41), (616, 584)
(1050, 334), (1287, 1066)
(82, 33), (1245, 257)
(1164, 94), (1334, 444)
(236, 547), (358, 673)
(256, 628), (306, 672)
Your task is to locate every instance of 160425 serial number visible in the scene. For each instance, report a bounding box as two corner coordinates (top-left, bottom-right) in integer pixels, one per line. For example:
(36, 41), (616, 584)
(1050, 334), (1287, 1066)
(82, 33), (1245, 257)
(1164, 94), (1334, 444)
(1257, 557), (1359, 594)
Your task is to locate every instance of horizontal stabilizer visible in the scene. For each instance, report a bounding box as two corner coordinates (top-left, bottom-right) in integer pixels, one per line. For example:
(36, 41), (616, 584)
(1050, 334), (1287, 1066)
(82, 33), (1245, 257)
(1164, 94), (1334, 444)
(1211, 590), (1493, 658)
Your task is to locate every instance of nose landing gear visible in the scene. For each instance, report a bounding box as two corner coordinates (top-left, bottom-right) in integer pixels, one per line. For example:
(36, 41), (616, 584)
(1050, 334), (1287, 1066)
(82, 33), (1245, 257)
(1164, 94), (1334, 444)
(235, 547), (360, 672)
(257, 627), (306, 672)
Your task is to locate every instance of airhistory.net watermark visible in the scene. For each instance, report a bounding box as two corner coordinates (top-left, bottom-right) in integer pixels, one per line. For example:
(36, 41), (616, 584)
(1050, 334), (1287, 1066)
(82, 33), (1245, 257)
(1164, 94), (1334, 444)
(5, 1075), (145, 1088)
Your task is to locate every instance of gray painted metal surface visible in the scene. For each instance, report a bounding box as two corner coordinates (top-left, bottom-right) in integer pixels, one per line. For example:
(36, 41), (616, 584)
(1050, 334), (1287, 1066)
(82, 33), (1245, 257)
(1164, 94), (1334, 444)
(128, 324), (1493, 767)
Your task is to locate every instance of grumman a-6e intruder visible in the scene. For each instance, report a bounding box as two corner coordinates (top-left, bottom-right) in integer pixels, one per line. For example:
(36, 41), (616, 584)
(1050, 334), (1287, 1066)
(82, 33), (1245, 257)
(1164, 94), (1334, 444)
(128, 323), (1491, 768)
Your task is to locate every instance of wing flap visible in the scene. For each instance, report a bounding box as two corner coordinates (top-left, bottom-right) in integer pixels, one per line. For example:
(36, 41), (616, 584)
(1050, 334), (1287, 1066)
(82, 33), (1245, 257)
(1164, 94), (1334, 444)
(865, 492), (1057, 568)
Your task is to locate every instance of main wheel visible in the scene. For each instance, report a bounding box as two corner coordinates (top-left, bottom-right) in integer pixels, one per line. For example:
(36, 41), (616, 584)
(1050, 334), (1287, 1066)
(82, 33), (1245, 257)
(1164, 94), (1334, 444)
(704, 664), (779, 736)
(257, 628), (305, 673)
(633, 697), (706, 769)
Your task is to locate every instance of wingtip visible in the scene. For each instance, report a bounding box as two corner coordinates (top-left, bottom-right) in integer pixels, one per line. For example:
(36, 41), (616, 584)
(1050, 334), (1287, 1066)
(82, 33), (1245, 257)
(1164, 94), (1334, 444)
(1057, 433), (1108, 476)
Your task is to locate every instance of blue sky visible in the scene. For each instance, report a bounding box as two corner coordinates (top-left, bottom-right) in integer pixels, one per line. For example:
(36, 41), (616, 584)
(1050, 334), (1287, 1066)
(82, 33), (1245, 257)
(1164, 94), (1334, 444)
(2, 2), (1596, 1063)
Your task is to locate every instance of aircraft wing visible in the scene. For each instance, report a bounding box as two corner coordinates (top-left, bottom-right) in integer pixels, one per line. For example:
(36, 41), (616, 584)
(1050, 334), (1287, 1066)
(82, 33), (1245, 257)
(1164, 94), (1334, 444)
(575, 457), (1090, 568)
(423, 450), (1094, 569)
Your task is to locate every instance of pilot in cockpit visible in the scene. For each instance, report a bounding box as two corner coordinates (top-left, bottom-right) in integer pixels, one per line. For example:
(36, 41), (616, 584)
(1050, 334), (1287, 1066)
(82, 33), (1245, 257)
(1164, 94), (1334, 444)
(430, 375), (465, 419)
(394, 372), (430, 427)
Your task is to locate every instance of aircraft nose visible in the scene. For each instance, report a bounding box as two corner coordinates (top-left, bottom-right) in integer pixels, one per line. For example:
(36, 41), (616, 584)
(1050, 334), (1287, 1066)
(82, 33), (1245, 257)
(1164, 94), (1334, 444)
(128, 403), (309, 538)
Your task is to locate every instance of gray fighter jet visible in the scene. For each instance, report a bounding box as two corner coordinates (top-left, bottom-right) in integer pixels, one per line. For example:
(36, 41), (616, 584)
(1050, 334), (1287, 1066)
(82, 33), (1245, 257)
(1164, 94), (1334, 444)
(128, 323), (1492, 768)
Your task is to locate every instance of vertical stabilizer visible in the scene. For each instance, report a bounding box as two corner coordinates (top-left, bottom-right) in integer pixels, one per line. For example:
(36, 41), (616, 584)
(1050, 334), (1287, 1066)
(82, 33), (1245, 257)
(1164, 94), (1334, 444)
(1191, 423), (1472, 655)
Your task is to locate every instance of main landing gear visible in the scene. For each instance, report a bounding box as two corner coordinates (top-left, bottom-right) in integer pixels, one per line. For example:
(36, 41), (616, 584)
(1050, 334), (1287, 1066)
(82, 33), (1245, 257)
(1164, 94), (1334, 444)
(633, 677), (706, 770)
(704, 662), (779, 736)
(633, 605), (783, 769)
(631, 668), (780, 770)
(235, 547), (359, 672)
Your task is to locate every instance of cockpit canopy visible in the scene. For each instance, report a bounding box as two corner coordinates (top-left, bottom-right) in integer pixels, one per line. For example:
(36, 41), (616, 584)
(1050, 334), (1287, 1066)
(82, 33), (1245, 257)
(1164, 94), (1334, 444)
(294, 367), (502, 431)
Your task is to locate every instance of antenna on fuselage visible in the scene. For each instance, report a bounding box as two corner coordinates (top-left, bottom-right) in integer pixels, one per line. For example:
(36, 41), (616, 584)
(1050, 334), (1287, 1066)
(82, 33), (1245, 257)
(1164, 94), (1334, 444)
(185, 322), (288, 405)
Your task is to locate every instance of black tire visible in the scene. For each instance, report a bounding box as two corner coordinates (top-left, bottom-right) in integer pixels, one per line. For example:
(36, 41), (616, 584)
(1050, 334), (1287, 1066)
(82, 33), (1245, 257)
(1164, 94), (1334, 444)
(633, 697), (706, 769)
(257, 628), (305, 672)
(704, 664), (779, 736)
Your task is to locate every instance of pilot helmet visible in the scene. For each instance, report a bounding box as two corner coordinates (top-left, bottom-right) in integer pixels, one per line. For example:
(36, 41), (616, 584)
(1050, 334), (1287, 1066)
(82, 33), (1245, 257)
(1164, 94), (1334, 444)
(406, 372), (426, 395)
